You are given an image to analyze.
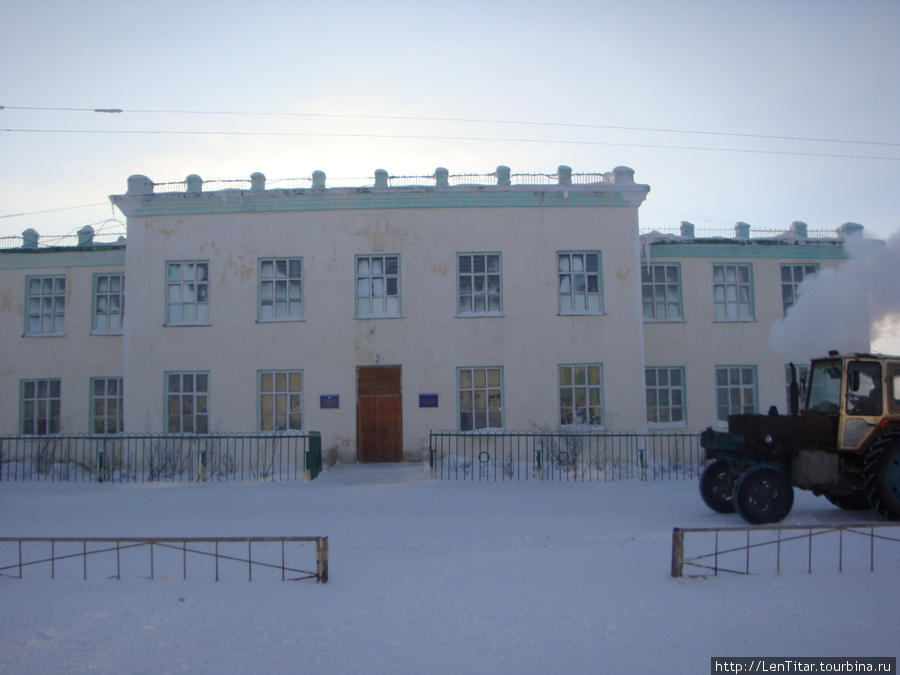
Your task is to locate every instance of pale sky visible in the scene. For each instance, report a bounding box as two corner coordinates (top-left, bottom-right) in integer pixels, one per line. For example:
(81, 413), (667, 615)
(2, 0), (898, 246)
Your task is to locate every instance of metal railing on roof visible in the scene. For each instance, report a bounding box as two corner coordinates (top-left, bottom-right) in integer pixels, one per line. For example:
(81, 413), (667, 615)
(0, 230), (127, 251)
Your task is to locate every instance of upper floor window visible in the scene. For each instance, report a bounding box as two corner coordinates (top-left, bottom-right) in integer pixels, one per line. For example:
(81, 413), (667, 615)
(646, 367), (685, 427)
(781, 264), (818, 316)
(457, 253), (502, 316)
(92, 377), (123, 434)
(716, 366), (757, 425)
(259, 371), (303, 431)
(458, 367), (503, 431)
(713, 264), (753, 321)
(166, 372), (208, 433)
(259, 258), (302, 321)
(558, 252), (602, 315)
(21, 379), (61, 435)
(558, 364), (603, 426)
(356, 255), (400, 318)
(93, 274), (124, 333)
(642, 264), (682, 321)
(166, 261), (209, 325)
(25, 276), (65, 335)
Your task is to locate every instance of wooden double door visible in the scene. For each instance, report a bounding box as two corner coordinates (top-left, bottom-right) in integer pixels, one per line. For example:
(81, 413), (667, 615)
(357, 366), (402, 463)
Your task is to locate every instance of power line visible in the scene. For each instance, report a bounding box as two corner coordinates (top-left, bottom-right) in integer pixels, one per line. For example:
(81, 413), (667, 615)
(3, 104), (899, 149)
(3, 128), (899, 161)
(0, 202), (110, 219)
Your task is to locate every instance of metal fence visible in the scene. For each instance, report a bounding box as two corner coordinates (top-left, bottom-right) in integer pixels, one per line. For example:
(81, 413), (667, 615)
(0, 432), (323, 483)
(0, 536), (328, 583)
(671, 523), (900, 578)
(429, 431), (705, 481)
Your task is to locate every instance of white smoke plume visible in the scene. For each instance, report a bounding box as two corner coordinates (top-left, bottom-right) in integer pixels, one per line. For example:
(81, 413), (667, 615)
(769, 231), (900, 361)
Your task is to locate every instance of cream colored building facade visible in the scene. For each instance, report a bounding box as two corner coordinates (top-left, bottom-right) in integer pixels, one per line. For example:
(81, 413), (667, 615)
(0, 166), (866, 462)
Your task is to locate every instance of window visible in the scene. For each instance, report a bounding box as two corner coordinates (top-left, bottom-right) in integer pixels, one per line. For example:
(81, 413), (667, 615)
(259, 258), (302, 321)
(784, 364), (810, 413)
(457, 253), (502, 315)
(558, 252), (602, 315)
(458, 367), (502, 431)
(558, 364), (603, 426)
(166, 372), (208, 433)
(25, 276), (66, 335)
(92, 377), (123, 434)
(713, 264), (753, 321)
(356, 255), (400, 317)
(646, 367), (685, 427)
(21, 379), (61, 435)
(259, 371), (303, 431)
(642, 264), (682, 321)
(781, 264), (818, 316)
(93, 274), (124, 333)
(716, 366), (757, 425)
(166, 261), (209, 325)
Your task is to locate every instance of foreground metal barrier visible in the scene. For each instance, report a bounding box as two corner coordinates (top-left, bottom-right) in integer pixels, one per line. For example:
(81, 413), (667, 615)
(0, 536), (328, 583)
(0, 432), (323, 483)
(429, 431), (704, 481)
(671, 523), (900, 578)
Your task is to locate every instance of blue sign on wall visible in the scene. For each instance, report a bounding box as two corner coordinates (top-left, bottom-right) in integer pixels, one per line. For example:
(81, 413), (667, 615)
(419, 394), (438, 408)
(320, 395), (339, 409)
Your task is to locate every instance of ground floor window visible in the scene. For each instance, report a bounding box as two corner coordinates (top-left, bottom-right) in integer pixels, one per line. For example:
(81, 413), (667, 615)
(166, 372), (208, 433)
(21, 379), (61, 435)
(259, 371), (303, 431)
(646, 367), (685, 427)
(558, 364), (603, 426)
(92, 377), (123, 434)
(716, 366), (757, 425)
(458, 367), (502, 431)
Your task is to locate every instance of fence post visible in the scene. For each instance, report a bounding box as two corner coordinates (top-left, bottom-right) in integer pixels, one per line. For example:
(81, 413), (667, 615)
(306, 432), (322, 481)
(316, 537), (329, 583)
(671, 528), (684, 578)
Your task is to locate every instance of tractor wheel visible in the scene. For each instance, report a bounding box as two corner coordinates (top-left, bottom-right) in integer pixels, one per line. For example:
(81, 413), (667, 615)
(700, 460), (737, 513)
(733, 465), (794, 525)
(825, 493), (871, 511)
(863, 435), (900, 521)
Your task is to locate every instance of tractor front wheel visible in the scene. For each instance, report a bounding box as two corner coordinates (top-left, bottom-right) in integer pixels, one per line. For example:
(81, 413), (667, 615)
(864, 435), (900, 520)
(700, 460), (737, 513)
(733, 465), (794, 525)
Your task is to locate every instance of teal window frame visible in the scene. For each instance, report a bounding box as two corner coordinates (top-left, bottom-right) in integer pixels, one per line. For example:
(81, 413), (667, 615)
(780, 263), (818, 316)
(557, 251), (603, 315)
(258, 370), (303, 432)
(92, 273), (125, 334)
(258, 258), (303, 322)
(166, 261), (209, 326)
(458, 366), (503, 431)
(165, 371), (209, 434)
(713, 263), (754, 321)
(355, 254), (401, 318)
(558, 364), (603, 427)
(457, 252), (502, 316)
(715, 365), (758, 426)
(24, 275), (66, 336)
(641, 263), (683, 321)
(91, 377), (123, 434)
(21, 378), (61, 435)
(645, 366), (686, 428)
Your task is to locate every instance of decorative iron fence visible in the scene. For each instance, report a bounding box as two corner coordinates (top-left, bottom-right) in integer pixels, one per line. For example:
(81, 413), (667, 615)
(0, 536), (328, 583)
(671, 523), (900, 578)
(428, 431), (705, 481)
(0, 432), (323, 483)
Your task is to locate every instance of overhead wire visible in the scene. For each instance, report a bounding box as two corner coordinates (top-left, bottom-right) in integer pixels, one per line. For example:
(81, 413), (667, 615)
(3, 104), (899, 148)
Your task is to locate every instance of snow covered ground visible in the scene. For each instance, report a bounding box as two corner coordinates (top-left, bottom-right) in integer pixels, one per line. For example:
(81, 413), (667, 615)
(1, 463), (897, 674)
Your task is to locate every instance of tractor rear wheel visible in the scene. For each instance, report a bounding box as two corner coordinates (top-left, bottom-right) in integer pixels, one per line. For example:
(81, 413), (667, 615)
(700, 460), (737, 513)
(864, 435), (900, 521)
(733, 465), (794, 525)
